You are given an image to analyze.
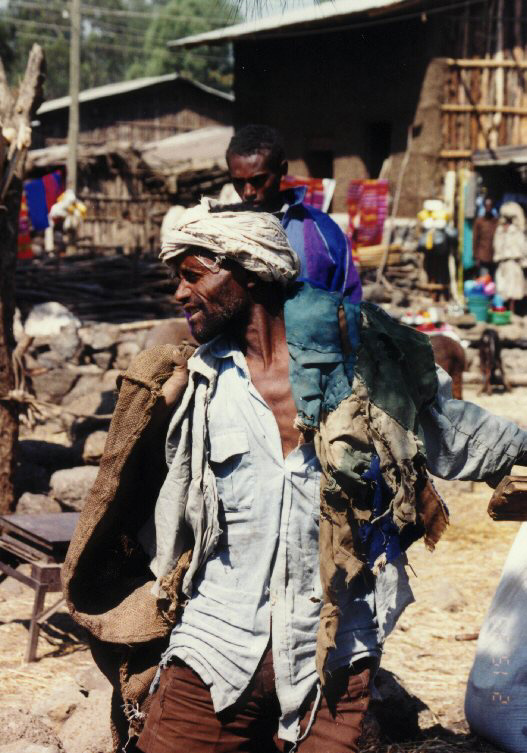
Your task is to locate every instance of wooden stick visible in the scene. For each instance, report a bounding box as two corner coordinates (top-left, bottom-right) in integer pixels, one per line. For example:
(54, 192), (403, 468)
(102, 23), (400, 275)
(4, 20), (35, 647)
(491, 0), (505, 149)
(439, 149), (472, 158)
(447, 58), (527, 68)
(442, 103), (527, 114)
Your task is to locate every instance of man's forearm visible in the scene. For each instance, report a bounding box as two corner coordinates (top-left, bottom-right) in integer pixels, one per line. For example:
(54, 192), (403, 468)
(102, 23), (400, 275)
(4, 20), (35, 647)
(421, 366), (527, 482)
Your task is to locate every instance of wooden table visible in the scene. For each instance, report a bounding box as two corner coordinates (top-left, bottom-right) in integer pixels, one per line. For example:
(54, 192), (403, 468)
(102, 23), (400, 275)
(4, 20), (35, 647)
(0, 512), (79, 662)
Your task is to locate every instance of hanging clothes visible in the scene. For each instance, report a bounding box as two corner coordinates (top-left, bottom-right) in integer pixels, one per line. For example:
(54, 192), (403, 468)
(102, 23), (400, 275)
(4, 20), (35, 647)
(347, 179), (389, 247)
(24, 170), (63, 231)
(18, 193), (33, 260)
(493, 202), (527, 302)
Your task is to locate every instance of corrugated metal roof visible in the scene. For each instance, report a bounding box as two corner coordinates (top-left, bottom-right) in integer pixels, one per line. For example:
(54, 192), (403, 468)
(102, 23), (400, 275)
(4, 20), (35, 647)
(26, 126), (233, 172)
(37, 73), (233, 115)
(168, 0), (410, 48)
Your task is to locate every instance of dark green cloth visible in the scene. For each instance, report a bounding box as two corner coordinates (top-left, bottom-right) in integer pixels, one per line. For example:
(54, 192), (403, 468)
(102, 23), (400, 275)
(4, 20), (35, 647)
(284, 283), (437, 439)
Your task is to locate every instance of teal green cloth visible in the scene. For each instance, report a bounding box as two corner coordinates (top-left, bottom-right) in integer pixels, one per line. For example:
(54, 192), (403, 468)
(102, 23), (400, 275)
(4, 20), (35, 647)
(284, 283), (359, 428)
(356, 303), (438, 439)
(284, 283), (437, 438)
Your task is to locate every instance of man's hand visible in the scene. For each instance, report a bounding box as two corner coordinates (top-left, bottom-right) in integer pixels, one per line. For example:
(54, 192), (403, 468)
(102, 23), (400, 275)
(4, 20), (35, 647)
(161, 348), (190, 409)
(146, 348), (191, 438)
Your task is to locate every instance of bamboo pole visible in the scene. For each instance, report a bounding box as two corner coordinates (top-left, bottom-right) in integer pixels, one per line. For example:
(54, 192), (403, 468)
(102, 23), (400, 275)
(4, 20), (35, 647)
(479, 4), (492, 149)
(442, 103), (527, 114)
(512, 0), (522, 144)
(439, 150), (473, 158)
(447, 58), (527, 68)
(491, 0), (505, 149)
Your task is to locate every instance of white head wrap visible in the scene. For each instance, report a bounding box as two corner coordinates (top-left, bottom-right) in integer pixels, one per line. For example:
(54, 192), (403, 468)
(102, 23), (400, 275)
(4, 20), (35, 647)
(160, 197), (300, 284)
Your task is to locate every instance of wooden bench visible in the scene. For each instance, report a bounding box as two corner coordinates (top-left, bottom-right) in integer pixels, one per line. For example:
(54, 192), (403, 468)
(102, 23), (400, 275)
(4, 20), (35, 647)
(0, 512), (79, 662)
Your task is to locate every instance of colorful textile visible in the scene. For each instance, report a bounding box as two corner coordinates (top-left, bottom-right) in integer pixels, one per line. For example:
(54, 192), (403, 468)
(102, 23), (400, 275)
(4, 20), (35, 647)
(359, 455), (424, 571)
(24, 170), (63, 231)
(280, 175), (335, 213)
(17, 194), (33, 260)
(281, 186), (362, 303)
(347, 180), (389, 248)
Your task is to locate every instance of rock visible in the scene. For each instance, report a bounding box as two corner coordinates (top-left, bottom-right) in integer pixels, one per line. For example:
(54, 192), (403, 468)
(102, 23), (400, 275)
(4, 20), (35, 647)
(63, 391), (114, 420)
(75, 665), (112, 693)
(17, 492), (61, 514)
(31, 346), (65, 370)
(24, 302), (80, 339)
(79, 323), (119, 351)
(92, 350), (114, 370)
(102, 369), (120, 391)
(58, 687), (113, 753)
(18, 440), (79, 469)
(82, 431), (108, 464)
(50, 466), (99, 510)
(48, 324), (81, 361)
(62, 375), (105, 406)
(114, 340), (141, 371)
(31, 368), (78, 403)
(145, 318), (192, 348)
(33, 681), (86, 725)
(0, 707), (63, 749)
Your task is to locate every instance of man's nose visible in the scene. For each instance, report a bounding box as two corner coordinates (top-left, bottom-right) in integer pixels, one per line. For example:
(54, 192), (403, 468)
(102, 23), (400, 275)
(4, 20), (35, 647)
(175, 278), (191, 303)
(242, 182), (256, 201)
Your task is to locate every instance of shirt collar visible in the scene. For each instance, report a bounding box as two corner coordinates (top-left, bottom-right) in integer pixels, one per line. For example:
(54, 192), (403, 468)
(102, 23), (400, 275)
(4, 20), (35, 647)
(189, 335), (248, 378)
(279, 185), (307, 212)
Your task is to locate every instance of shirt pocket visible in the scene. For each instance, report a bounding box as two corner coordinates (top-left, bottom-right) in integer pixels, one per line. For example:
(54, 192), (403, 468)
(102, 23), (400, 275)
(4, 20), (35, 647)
(209, 430), (254, 513)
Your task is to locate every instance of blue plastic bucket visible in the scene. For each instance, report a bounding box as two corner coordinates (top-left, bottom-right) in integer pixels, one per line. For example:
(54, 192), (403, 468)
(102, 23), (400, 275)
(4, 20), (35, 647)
(467, 295), (490, 322)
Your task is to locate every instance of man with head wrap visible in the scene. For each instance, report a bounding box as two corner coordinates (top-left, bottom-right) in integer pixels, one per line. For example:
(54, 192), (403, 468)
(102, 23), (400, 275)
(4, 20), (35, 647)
(64, 201), (527, 753)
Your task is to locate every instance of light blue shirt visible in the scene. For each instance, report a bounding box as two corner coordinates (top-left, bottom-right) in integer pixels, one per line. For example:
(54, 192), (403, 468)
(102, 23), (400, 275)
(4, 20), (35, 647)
(163, 337), (382, 742)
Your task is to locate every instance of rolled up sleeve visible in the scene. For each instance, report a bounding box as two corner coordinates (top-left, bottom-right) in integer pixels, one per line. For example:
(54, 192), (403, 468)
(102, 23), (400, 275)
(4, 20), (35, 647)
(420, 366), (527, 481)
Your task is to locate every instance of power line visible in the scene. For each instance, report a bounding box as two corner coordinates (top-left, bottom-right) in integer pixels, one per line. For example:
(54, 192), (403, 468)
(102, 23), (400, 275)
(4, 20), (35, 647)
(5, 0), (239, 25)
(2, 6), (236, 50)
(11, 27), (231, 58)
(0, 14), (69, 32)
(81, 2), (239, 25)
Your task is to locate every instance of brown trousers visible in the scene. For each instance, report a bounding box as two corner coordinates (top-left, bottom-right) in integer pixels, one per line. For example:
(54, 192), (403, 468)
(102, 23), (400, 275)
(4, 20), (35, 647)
(138, 648), (371, 753)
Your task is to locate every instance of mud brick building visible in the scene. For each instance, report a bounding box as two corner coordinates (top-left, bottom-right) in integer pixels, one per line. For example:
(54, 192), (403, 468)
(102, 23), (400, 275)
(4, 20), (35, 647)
(170, 0), (527, 216)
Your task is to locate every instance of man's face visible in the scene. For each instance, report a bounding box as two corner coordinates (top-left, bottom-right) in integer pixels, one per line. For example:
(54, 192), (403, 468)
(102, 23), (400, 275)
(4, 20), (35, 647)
(227, 151), (287, 211)
(173, 252), (250, 343)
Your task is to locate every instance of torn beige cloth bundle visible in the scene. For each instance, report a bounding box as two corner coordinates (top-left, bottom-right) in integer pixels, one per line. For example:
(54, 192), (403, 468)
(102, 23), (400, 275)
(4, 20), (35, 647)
(160, 197), (300, 284)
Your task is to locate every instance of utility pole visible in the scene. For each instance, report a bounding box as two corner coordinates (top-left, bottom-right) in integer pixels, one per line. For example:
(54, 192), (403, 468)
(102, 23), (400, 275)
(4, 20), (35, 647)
(66, 0), (81, 193)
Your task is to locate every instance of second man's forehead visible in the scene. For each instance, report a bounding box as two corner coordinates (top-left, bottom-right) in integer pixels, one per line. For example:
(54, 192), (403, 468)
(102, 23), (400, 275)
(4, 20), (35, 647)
(229, 150), (273, 173)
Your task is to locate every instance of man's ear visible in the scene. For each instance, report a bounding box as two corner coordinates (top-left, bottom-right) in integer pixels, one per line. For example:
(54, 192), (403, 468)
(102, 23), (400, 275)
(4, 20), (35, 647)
(246, 271), (260, 289)
(280, 160), (288, 178)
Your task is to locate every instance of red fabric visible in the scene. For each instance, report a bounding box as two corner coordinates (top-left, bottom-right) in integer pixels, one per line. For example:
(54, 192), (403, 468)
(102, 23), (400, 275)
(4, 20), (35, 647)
(18, 194), (33, 259)
(138, 648), (371, 753)
(347, 179), (389, 248)
(280, 175), (326, 211)
(42, 170), (63, 211)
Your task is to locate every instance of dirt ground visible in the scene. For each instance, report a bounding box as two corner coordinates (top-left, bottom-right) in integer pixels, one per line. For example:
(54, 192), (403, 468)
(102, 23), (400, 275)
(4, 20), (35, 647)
(1, 385), (526, 748)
